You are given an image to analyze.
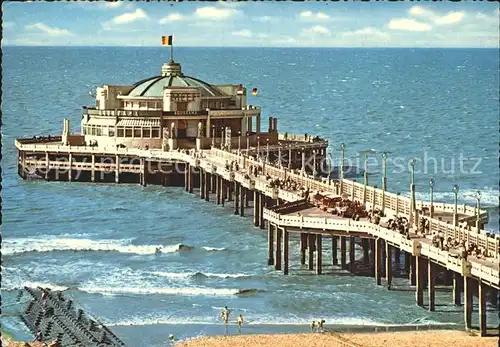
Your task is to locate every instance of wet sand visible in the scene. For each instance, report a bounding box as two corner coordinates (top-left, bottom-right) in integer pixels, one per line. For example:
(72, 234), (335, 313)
(176, 330), (499, 347)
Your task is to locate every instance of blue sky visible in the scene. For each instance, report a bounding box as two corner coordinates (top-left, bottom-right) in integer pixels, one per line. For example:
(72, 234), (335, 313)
(2, 1), (499, 47)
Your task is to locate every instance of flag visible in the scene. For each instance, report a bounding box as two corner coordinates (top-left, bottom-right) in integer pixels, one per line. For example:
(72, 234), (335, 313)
(251, 88), (258, 96)
(162, 35), (173, 46)
(236, 85), (244, 95)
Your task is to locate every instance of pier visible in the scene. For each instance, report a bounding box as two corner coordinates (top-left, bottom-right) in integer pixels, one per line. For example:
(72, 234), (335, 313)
(15, 136), (499, 336)
(14, 55), (499, 340)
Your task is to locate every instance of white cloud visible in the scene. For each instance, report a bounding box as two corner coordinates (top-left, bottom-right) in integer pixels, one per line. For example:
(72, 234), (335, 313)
(316, 12), (329, 20)
(232, 29), (252, 38)
(434, 12), (464, 25)
(343, 27), (390, 39)
(302, 25), (330, 36)
(407, 6), (465, 26)
(255, 16), (275, 22)
(105, 2), (123, 9)
(25, 23), (73, 36)
(111, 8), (148, 25)
(388, 18), (432, 32)
(159, 13), (184, 23)
(300, 11), (329, 21)
(195, 6), (239, 20)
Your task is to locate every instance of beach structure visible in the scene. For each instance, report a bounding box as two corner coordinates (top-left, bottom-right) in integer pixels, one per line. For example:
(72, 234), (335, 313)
(15, 51), (498, 339)
(18, 287), (126, 347)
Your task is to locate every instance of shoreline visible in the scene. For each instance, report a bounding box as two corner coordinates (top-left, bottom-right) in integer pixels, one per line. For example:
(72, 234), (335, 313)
(175, 329), (499, 347)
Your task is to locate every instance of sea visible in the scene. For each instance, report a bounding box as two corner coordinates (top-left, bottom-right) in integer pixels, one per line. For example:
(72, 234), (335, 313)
(1, 47), (499, 346)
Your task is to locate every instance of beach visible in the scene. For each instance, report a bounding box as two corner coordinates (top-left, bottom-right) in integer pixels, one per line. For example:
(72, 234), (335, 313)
(176, 330), (499, 347)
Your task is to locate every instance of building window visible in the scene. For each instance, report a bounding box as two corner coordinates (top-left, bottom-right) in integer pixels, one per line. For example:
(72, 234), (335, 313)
(117, 127), (125, 137)
(134, 127), (141, 138)
(177, 102), (187, 112)
(109, 126), (115, 137)
(96, 126), (102, 136)
(152, 127), (160, 138)
(143, 127), (151, 138)
(125, 128), (133, 137)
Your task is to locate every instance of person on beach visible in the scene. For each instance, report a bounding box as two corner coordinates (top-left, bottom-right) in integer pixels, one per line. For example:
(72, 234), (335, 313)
(317, 319), (325, 333)
(237, 314), (244, 333)
(221, 306), (232, 326)
(310, 320), (316, 332)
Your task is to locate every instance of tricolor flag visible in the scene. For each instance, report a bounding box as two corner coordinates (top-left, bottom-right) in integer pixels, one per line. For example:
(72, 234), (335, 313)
(162, 35), (173, 46)
(251, 88), (258, 96)
(236, 85), (244, 95)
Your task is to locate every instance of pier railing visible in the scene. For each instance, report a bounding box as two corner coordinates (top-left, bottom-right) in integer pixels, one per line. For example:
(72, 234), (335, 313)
(263, 208), (499, 286)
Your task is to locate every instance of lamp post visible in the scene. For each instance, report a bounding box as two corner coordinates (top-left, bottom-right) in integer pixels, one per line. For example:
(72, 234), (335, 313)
(313, 149), (317, 177)
(452, 184), (459, 226)
(340, 143), (345, 193)
(382, 152), (388, 213)
(246, 132), (250, 156)
(257, 136), (260, 161)
(429, 179), (434, 218)
(266, 138), (269, 163)
(220, 127), (224, 150)
(211, 125), (215, 148)
(288, 144), (292, 169)
(409, 159), (416, 227)
(301, 147), (305, 176)
(327, 154), (332, 185)
(476, 190), (481, 231)
(238, 131), (241, 155)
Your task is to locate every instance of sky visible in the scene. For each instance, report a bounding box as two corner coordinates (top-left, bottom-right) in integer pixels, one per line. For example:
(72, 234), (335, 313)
(2, 1), (499, 48)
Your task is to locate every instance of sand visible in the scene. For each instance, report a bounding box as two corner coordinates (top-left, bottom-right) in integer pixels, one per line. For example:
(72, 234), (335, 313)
(176, 330), (499, 347)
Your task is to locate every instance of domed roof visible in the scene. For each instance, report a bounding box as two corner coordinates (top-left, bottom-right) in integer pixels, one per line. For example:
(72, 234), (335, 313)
(127, 61), (225, 98)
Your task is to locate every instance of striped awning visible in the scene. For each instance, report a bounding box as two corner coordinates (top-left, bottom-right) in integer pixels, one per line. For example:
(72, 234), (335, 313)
(87, 117), (115, 126)
(116, 118), (161, 127)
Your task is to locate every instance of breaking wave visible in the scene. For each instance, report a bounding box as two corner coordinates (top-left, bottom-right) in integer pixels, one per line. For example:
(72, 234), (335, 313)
(78, 286), (259, 297)
(3, 237), (225, 256)
(150, 271), (250, 280)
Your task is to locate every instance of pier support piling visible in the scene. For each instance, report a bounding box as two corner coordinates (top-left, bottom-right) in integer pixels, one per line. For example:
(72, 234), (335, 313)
(331, 236), (338, 266)
(259, 193), (265, 229)
(415, 256), (425, 307)
(267, 223), (274, 265)
(205, 172), (210, 201)
(340, 236), (347, 270)
(253, 191), (259, 227)
(375, 238), (381, 285)
(349, 237), (355, 273)
(478, 281), (487, 336)
(234, 183), (239, 215)
(386, 242), (392, 289)
(91, 154), (95, 182)
(275, 227), (282, 271)
(200, 170), (205, 199)
(316, 234), (322, 275)
(308, 233), (314, 271)
(300, 233), (307, 265)
(428, 260), (435, 311)
(216, 176), (221, 205)
(283, 228), (289, 275)
(464, 276), (473, 330)
(362, 239), (370, 265)
(453, 272), (461, 305)
(239, 186), (245, 216)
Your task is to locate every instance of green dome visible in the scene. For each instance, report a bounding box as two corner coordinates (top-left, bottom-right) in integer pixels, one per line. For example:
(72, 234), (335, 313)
(128, 75), (225, 98)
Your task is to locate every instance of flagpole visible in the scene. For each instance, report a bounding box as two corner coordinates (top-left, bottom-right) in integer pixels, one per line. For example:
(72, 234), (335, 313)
(170, 37), (174, 62)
